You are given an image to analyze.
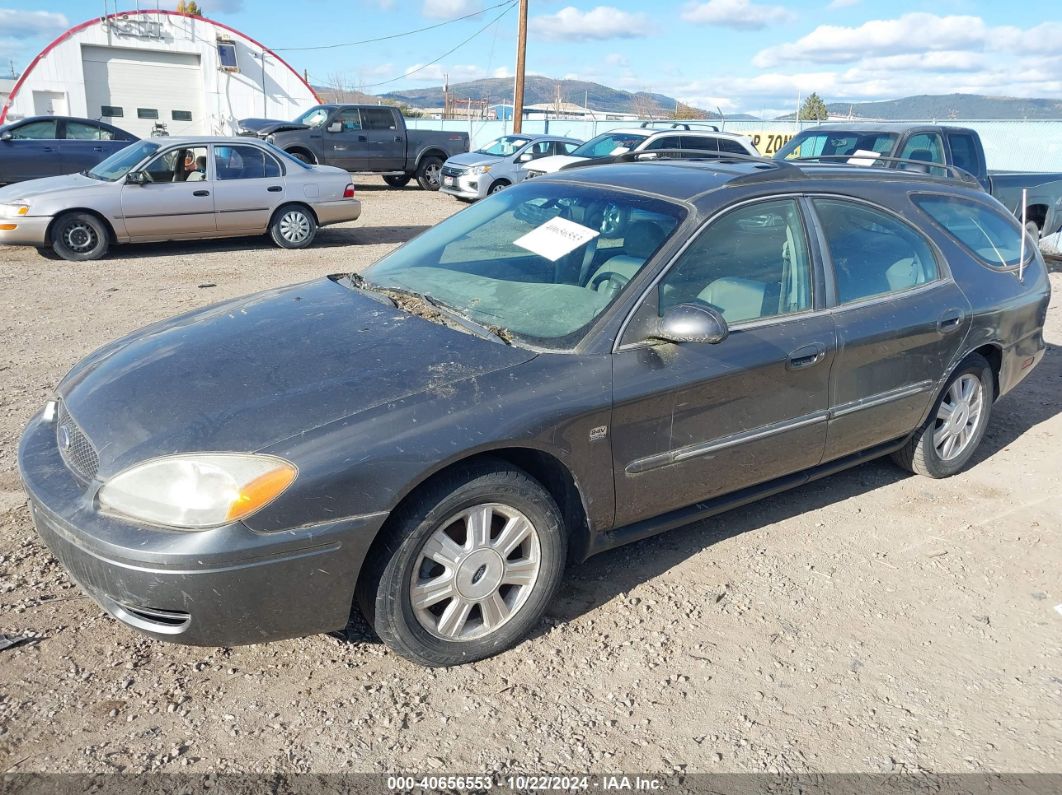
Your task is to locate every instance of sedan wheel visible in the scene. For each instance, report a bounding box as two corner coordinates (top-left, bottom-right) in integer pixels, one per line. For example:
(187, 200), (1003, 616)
(269, 205), (318, 249)
(892, 353), (993, 478)
(358, 461), (566, 667)
(50, 211), (110, 261)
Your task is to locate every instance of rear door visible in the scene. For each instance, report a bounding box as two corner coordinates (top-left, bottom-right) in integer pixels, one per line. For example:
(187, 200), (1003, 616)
(359, 107), (405, 171)
(212, 143), (285, 233)
(611, 197), (835, 525)
(0, 119), (61, 182)
(121, 144), (217, 238)
(808, 196), (971, 462)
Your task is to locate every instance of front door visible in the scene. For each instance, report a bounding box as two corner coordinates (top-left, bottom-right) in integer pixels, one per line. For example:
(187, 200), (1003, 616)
(324, 108), (371, 171)
(808, 196), (971, 462)
(611, 198), (835, 526)
(121, 145), (216, 238)
(211, 144), (285, 233)
(1, 119), (61, 182)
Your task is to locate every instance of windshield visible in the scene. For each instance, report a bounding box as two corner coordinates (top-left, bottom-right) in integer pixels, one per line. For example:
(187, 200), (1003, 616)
(362, 182), (685, 347)
(476, 136), (531, 156)
(86, 141), (160, 181)
(570, 132), (649, 159)
(775, 130), (899, 161)
(294, 106), (332, 127)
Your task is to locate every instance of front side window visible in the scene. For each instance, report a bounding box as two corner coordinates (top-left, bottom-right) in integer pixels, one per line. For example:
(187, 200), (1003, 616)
(142, 146), (210, 183)
(10, 120), (57, 140)
(214, 145), (281, 179)
(570, 132), (648, 158)
(336, 109), (362, 131)
(364, 182), (685, 346)
(658, 199), (812, 324)
(913, 194), (1029, 269)
(813, 198), (940, 303)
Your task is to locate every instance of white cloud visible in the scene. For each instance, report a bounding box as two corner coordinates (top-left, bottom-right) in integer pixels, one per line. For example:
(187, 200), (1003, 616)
(422, 0), (482, 19)
(400, 62), (492, 83)
(492, 66), (512, 79)
(605, 52), (630, 68)
(681, 0), (794, 31)
(528, 6), (652, 41)
(0, 9), (68, 37)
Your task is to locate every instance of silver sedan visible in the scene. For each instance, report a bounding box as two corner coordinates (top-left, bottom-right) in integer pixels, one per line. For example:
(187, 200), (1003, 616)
(0, 137), (361, 261)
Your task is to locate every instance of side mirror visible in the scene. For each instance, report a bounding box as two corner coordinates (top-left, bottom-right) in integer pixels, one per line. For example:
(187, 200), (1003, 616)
(647, 303), (728, 345)
(517, 152), (533, 162)
(126, 171), (145, 185)
(327, 121), (342, 133)
(0, 131), (11, 142)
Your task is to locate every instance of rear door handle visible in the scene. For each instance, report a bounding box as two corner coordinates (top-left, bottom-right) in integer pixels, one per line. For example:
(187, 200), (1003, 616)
(787, 342), (827, 370)
(193, 190), (210, 197)
(92, 146), (104, 152)
(267, 185), (283, 192)
(937, 309), (965, 334)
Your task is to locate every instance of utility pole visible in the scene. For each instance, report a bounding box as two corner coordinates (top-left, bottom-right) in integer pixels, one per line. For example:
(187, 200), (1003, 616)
(512, 0), (528, 133)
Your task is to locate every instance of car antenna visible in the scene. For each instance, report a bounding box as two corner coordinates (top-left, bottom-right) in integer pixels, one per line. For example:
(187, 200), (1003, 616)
(1019, 187), (1028, 283)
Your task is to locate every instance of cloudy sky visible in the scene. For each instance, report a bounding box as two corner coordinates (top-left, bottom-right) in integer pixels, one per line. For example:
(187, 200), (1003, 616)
(2, 1), (1060, 116)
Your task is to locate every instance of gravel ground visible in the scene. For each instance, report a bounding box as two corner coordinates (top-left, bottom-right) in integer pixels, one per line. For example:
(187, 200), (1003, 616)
(0, 181), (1060, 776)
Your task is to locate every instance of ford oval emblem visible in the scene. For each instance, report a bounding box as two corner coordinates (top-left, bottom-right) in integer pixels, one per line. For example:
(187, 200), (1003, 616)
(58, 425), (72, 451)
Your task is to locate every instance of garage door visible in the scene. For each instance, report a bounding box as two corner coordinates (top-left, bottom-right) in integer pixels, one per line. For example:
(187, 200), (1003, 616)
(82, 45), (204, 138)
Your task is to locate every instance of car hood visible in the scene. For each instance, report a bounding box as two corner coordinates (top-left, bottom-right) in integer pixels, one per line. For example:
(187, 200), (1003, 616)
(237, 117), (312, 136)
(445, 152), (504, 169)
(56, 277), (535, 478)
(0, 172), (107, 202)
(524, 155), (586, 174)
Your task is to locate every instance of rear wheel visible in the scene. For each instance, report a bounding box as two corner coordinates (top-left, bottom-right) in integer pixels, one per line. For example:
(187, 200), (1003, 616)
(269, 204), (317, 249)
(892, 353), (993, 478)
(50, 211), (109, 261)
(357, 461), (566, 667)
(416, 156), (444, 191)
(383, 173), (413, 188)
(286, 149), (313, 164)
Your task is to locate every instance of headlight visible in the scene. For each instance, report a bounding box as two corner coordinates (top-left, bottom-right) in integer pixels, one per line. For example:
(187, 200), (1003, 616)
(469, 165), (491, 175)
(98, 453), (297, 529)
(0, 203), (29, 217)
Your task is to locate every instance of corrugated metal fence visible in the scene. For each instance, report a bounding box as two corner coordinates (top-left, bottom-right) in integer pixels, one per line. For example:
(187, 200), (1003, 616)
(406, 118), (1062, 172)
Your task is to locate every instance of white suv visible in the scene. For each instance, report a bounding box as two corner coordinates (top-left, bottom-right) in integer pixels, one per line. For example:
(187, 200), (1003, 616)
(524, 122), (759, 178)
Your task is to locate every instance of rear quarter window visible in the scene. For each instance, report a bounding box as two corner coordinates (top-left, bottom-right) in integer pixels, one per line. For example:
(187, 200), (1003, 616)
(912, 194), (1030, 270)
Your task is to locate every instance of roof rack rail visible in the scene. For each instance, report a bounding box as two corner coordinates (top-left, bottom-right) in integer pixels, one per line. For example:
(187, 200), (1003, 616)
(557, 148), (805, 181)
(788, 155), (981, 186)
(638, 121), (721, 132)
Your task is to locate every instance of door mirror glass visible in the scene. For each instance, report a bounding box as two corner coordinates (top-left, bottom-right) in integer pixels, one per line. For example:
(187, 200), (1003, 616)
(327, 121), (342, 133)
(648, 303), (728, 345)
(126, 170), (145, 185)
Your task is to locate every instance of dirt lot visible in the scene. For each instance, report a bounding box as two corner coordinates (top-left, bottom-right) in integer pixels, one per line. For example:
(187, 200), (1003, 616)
(0, 181), (1059, 777)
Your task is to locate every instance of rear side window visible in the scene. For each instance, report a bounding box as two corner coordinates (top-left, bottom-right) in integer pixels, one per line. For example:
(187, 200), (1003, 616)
(913, 194), (1028, 269)
(214, 144), (282, 179)
(361, 108), (397, 130)
(644, 136), (684, 151)
(813, 198), (940, 304)
(718, 138), (751, 155)
(947, 134), (980, 177)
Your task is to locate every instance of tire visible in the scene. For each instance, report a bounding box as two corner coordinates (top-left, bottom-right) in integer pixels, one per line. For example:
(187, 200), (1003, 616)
(357, 461), (566, 667)
(269, 204), (318, 249)
(383, 173), (413, 188)
(50, 211), (110, 261)
(415, 155), (444, 191)
(286, 150), (313, 164)
(488, 179), (510, 195)
(891, 353), (993, 478)
(1025, 221), (1041, 241)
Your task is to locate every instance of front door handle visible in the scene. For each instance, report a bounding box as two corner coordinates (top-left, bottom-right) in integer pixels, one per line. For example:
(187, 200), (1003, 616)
(937, 309), (965, 334)
(193, 190), (210, 197)
(267, 185), (283, 192)
(393, 136), (402, 143)
(787, 342), (827, 370)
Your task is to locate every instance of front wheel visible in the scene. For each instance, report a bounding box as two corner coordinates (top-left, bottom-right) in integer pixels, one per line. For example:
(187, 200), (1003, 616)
(415, 156), (444, 191)
(383, 173), (413, 188)
(892, 353), (993, 478)
(488, 179), (510, 195)
(357, 461), (566, 666)
(50, 211), (109, 261)
(269, 204), (318, 249)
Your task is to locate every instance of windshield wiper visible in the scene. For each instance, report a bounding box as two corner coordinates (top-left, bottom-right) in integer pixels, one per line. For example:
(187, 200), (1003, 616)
(346, 273), (513, 345)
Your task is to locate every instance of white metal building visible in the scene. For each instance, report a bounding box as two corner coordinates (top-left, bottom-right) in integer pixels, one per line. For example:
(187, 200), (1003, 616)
(0, 10), (318, 137)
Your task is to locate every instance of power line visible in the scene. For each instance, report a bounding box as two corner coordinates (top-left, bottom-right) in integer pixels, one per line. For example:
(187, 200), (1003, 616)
(351, 1), (517, 90)
(274, 0), (515, 52)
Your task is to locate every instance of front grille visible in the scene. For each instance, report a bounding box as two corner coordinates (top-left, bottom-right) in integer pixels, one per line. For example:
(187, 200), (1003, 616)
(442, 165), (465, 178)
(56, 401), (99, 483)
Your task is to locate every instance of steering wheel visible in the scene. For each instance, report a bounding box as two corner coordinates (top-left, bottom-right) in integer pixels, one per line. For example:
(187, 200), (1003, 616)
(589, 270), (630, 292)
(598, 201), (630, 238)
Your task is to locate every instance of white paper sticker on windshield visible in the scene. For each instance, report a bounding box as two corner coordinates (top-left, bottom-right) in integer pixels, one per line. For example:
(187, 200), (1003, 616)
(847, 149), (881, 166)
(514, 216), (600, 262)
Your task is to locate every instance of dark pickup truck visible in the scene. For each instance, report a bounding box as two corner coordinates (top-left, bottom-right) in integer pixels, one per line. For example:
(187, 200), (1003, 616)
(776, 123), (1062, 244)
(238, 104), (469, 190)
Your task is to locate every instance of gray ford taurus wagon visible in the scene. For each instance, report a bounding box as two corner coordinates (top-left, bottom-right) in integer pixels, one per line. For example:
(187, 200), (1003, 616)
(18, 155), (1050, 666)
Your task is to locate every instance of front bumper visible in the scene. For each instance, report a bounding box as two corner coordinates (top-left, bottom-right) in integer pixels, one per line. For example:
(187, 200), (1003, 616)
(18, 411), (387, 646)
(313, 198), (361, 227)
(0, 215), (50, 246)
(440, 172), (488, 200)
